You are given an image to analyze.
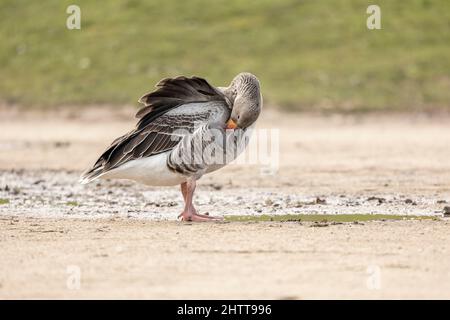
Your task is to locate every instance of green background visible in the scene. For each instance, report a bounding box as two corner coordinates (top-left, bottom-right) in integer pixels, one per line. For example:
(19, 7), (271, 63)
(1, 0), (449, 111)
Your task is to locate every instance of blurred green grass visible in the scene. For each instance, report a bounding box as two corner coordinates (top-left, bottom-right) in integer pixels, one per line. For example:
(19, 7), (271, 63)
(0, 0), (449, 111)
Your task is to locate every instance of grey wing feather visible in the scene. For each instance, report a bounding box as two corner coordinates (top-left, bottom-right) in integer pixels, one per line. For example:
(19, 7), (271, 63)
(136, 76), (229, 129)
(80, 111), (215, 182)
(80, 76), (230, 183)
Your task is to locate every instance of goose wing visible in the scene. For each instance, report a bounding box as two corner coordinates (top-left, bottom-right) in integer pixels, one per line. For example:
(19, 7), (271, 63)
(80, 76), (230, 183)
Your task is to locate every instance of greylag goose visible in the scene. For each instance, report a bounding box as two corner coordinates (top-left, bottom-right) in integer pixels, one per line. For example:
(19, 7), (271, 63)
(80, 72), (262, 221)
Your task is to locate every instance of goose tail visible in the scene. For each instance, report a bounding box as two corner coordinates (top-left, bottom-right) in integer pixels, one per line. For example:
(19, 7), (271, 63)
(79, 167), (104, 185)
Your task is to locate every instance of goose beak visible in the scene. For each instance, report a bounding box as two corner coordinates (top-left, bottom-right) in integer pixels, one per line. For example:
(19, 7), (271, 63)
(226, 118), (237, 129)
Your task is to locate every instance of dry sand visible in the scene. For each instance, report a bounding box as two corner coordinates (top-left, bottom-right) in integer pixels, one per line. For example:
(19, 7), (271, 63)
(1, 217), (450, 299)
(0, 107), (450, 299)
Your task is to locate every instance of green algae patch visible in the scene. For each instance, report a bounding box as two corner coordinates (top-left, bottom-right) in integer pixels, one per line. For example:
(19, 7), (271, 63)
(224, 214), (436, 223)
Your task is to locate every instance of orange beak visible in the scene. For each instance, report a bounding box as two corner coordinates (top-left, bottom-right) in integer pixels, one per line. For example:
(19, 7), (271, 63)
(226, 118), (237, 129)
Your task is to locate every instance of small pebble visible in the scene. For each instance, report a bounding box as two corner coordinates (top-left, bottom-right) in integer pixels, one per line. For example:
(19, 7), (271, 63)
(444, 206), (450, 217)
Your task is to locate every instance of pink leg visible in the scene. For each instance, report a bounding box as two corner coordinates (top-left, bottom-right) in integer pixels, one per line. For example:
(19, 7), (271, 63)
(178, 180), (223, 222)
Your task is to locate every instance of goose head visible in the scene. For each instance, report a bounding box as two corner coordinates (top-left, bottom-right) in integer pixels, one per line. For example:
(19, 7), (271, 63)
(223, 72), (262, 129)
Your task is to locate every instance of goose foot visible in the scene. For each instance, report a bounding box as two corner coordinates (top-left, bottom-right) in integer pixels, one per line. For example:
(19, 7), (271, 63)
(179, 180), (223, 222)
(178, 210), (223, 222)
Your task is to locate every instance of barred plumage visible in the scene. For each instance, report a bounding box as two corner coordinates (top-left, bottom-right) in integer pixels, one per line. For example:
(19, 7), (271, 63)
(80, 73), (262, 221)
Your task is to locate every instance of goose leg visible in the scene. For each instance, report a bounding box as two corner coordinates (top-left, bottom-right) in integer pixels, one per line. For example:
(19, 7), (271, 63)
(178, 180), (222, 221)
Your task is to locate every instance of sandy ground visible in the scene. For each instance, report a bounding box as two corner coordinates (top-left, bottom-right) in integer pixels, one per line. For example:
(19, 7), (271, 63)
(1, 217), (449, 299)
(1, 107), (450, 299)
